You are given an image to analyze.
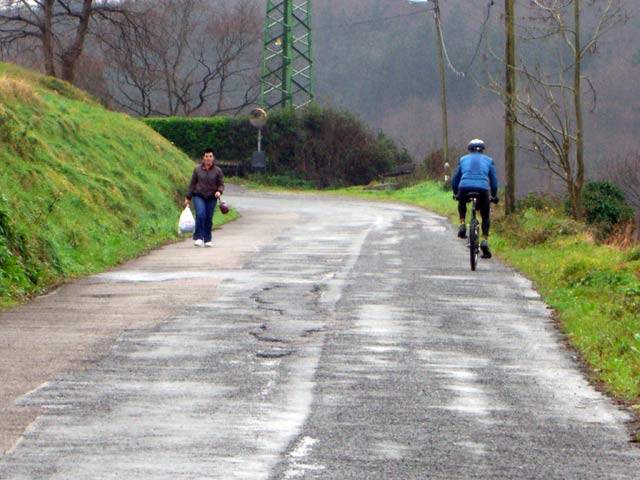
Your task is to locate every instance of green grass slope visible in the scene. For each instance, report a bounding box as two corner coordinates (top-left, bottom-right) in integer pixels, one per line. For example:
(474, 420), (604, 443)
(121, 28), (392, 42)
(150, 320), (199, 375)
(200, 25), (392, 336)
(0, 63), (219, 307)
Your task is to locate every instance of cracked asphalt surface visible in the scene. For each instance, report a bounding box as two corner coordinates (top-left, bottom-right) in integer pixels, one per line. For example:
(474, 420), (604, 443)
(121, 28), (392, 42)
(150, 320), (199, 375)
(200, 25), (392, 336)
(1, 190), (639, 479)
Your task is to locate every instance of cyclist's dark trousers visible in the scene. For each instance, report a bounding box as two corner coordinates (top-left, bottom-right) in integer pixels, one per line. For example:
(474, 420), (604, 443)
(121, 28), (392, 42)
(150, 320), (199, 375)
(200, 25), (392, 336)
(458, 188), (491, 236)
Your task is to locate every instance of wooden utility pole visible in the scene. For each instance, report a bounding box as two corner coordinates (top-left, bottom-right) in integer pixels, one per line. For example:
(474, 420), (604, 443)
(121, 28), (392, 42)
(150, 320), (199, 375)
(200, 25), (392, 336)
(573, 0), (585, 218)
(431, 0), (450, 180)
(504, 0), (517, 213)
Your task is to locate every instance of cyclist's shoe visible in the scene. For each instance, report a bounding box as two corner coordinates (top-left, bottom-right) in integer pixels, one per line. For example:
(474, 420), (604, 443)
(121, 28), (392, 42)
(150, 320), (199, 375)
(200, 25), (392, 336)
(480, 240), (492, 259)
(457, 224), (467, 239)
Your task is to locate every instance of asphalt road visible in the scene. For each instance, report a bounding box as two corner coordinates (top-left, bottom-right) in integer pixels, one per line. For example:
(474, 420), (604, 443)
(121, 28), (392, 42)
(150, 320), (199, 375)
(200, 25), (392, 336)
(1, 190), (638, 479)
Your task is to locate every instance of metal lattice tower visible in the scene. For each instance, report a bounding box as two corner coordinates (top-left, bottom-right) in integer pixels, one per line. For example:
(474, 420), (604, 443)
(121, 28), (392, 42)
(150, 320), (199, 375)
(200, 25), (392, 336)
(260, 0), (314, 110)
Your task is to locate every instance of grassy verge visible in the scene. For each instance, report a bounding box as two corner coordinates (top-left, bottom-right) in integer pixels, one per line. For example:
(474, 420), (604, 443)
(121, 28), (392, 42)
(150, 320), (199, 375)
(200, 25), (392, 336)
(0, 63), (237, 308)
(331, 181), (640, 404)
(229, 174), (316, 191)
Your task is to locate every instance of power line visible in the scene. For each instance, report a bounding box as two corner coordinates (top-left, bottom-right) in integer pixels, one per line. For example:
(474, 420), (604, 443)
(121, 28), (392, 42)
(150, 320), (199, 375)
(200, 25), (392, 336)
(463, 1), (495, 73)
(436, 0), (495, 77)
(313, 2), (495, 78)
(434, 7), (464, 77)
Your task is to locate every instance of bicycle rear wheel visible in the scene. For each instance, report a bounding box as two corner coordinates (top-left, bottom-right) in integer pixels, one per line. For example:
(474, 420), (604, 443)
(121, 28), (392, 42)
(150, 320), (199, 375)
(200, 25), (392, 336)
(469, 217), (479, 271)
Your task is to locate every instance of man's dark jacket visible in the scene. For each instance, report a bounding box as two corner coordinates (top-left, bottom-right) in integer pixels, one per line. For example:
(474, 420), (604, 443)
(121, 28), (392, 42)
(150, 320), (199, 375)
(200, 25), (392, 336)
(187, 164), (225, 200)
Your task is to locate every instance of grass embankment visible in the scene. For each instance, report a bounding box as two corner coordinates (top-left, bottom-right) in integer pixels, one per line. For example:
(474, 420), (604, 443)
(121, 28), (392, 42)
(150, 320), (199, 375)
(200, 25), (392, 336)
(0, 63), (236, 308)
(336, 182), (640, 404)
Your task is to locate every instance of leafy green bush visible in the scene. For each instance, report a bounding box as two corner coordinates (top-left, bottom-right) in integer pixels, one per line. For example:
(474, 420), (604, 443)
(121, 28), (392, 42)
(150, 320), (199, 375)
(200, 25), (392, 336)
(582, 181), (634, 240)
(144, 116), (254, 161)
(563, 264), (626, 288)
(562, 259), (598, 286)
(625, 247), (640, 262)
(495, 208), (582, 247)
(144, 106), (406, 188)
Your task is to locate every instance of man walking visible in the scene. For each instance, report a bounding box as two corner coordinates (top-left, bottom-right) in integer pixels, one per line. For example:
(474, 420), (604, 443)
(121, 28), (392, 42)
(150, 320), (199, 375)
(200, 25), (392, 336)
(185, 148), (224, 247)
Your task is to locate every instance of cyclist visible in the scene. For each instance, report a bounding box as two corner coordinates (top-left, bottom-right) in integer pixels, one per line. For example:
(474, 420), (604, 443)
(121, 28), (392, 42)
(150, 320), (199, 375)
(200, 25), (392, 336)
(451, 139), (499, 259)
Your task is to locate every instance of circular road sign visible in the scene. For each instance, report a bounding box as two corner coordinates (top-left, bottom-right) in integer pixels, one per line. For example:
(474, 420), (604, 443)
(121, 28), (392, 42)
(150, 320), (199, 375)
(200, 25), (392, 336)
(249, 108), (268, 129)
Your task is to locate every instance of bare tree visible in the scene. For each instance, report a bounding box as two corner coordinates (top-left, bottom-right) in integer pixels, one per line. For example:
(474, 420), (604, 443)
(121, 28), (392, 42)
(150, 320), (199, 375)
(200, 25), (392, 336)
(610, 154), (640, 238)
(487, 0), (626, 218)
(97, 0), (260, 117)
(0, 1), (55, 75)
(95, 3), (161, 115)
(0, 0), (135, 83)
(197, 0), (260, 115)
(613, 155), (640, 210)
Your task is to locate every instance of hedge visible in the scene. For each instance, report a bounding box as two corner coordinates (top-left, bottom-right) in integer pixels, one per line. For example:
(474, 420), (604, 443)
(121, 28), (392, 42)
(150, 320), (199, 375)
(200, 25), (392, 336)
(144, 116), (254, 161)
(144, 106), (411, 187)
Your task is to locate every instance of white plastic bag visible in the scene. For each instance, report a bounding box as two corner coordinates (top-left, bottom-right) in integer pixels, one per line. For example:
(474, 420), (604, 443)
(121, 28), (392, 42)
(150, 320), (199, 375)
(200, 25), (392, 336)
(178, 206), (195, 234)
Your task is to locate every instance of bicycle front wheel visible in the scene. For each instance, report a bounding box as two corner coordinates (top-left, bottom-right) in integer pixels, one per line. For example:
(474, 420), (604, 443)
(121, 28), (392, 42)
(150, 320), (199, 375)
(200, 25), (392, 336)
(469, 218), (479, 271)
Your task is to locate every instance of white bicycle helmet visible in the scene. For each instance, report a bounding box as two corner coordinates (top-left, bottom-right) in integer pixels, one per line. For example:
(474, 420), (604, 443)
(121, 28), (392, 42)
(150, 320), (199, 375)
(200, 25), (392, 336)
(468, 138), (486, 152)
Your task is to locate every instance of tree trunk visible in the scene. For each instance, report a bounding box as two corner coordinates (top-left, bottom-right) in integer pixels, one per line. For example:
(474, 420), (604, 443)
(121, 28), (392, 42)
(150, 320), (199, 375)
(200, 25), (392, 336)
(504, 0), (517, 214)
(573, 0), (585, 219)
(432, 0), (450, 182)
(60, 0), (93, 84)
(568, 182), (578, 219)
(42, 0), (56, 77)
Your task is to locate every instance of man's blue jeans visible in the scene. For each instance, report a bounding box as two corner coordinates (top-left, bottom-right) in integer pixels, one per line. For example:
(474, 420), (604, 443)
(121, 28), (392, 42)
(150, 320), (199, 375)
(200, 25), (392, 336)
(192, 196), (217, 243)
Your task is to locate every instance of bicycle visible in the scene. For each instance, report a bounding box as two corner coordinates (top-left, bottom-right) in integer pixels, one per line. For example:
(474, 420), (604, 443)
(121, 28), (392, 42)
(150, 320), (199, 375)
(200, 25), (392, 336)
(466, 192), (481, 271)
(455, 192), (498, 271)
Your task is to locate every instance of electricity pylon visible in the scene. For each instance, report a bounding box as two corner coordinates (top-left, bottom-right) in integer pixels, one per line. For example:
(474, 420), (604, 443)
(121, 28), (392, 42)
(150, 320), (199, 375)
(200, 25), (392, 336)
(260, 0), (314, 110)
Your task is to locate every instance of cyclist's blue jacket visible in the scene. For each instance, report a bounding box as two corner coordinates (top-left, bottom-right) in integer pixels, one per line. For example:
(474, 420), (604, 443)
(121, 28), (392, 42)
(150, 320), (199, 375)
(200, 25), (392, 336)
(451, 153), (499, 197)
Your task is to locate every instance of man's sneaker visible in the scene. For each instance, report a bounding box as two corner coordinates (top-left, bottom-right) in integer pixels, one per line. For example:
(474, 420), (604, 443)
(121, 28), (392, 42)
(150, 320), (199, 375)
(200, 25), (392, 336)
(194, 239), (204, 247)
(480, 240), (492, 259)
(457, 224), (467, 239)
(204, 242), (213, 248)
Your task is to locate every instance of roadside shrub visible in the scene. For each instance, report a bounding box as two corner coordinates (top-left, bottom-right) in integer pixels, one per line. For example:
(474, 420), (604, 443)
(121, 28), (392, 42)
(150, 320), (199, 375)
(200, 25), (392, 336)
(422, 147), (464, 183)
(562, 259), (626, 288)
(623, 285), (640, 314)
(607, 222), (638, 249)
(495, 208), (582, 247)
(423, 149), (445, 180)
(582, 181), (634, 240)
(562, 259), (598, 285)
(145, 114), (235, 161)
(515, 192), (558, 212)
(625, 247), (640, 262)
(145, 106), (405, 188)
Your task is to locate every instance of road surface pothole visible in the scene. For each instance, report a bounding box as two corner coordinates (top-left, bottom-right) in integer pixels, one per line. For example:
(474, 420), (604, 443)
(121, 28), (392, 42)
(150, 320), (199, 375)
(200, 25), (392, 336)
(256, 348), (294, 359)
(82, 293), (127, 299)
(250, 331), (288, 343)
(302, 328), (324, 337)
